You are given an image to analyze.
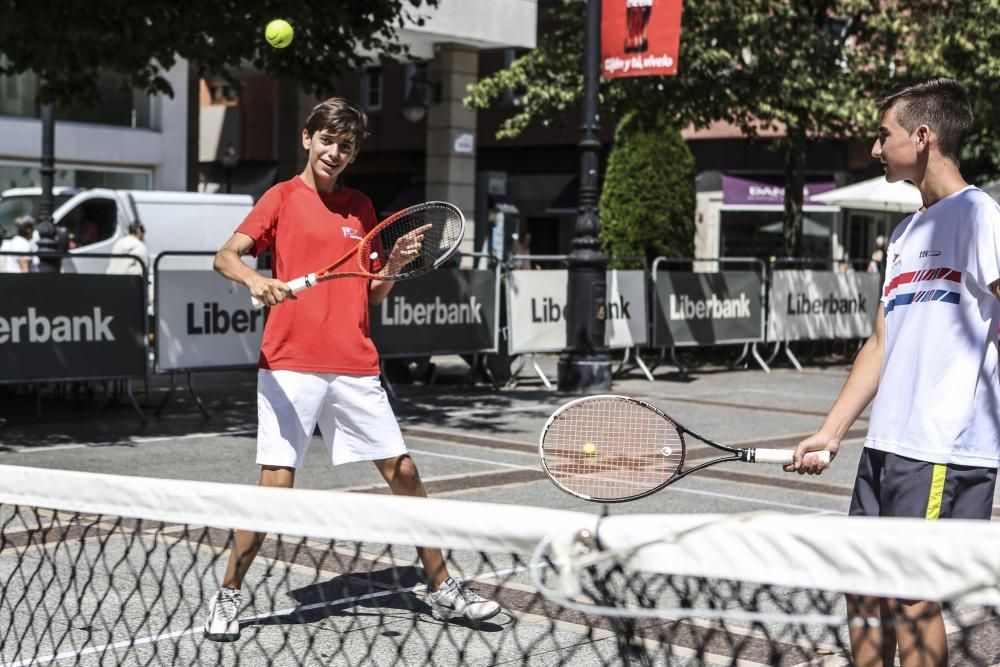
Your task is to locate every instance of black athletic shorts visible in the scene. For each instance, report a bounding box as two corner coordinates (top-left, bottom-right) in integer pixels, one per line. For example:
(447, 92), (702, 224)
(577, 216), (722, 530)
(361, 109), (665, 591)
(849, 448), (997, 520)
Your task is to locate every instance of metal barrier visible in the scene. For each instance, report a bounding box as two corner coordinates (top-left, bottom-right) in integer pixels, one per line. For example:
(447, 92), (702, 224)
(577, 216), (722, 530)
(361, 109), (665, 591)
(650, 256), (769, 376)
(504, 255), (652, 387)
(766, 256), (880, 370)
(0, 250), (150, 421)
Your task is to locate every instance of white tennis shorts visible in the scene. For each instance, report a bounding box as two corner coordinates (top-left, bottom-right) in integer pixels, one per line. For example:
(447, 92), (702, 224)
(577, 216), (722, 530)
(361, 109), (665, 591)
(256, 369), (407, 468)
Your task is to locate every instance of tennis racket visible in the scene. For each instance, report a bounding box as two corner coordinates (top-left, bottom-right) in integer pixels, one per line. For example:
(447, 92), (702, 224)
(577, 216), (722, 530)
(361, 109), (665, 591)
(539, 395), (830, 503)
(250, 201), (465, 309)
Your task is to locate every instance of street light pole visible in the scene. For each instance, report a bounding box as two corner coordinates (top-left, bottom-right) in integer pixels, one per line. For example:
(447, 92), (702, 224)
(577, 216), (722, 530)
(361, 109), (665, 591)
(35, 102), (64, 273)
(557, 0), (611, 392)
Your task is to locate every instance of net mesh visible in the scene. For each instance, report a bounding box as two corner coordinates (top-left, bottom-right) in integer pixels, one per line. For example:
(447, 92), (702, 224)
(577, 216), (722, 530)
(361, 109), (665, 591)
(1, 464), (999, 666)
(362, 202), (464, 280)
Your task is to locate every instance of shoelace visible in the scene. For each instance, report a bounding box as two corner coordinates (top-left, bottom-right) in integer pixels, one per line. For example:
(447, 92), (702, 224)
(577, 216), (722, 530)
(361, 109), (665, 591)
(456, 585), (484, 604)
(216, 591), (242, 621)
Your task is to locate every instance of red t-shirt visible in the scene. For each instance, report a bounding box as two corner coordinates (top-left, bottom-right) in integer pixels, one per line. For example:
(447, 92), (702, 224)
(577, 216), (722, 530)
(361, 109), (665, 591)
(237, 176), (380, 374)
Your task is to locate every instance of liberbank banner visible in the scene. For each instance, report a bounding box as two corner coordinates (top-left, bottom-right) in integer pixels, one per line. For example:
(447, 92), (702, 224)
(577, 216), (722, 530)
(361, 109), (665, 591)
(506, 270), (648, 354)
(651, 271), (764, 347)
(768, 270), (880, 341)
(371, 269), (499, 357)
(601, 0), (683, 79)
(0, 274), (146, 382)
(156, 270), (266, 371)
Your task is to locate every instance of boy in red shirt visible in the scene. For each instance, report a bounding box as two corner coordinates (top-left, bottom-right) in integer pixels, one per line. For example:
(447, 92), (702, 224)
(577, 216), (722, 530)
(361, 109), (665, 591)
(205, 98), (499, 642)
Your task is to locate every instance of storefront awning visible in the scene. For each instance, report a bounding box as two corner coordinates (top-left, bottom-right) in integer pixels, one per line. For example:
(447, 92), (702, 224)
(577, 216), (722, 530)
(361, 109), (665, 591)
(811, 176), (921, 213)
(722, 175), (837, 207)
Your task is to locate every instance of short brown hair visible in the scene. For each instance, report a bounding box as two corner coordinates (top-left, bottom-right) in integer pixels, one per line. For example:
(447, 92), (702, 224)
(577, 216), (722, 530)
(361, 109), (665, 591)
(304, 98), (369, 147)
(877, 77), (973, 162)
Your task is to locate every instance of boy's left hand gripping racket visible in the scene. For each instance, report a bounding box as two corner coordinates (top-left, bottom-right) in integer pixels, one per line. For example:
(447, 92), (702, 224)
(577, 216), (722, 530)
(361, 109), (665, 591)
(251, 201), (465, 309)
(539, 395), (830, 503)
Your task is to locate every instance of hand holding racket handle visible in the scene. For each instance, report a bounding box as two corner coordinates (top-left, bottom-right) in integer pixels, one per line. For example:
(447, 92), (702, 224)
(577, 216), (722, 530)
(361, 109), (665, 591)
(250, 274), (316, 310)
(750, 448), (830, 466)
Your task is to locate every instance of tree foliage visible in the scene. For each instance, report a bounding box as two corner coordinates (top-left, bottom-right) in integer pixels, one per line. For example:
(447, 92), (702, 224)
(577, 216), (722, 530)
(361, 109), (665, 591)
(467, 0), (908, 257)
(0, 0), (437, 105)
(902, 0), (1000, 184)
(599, 112), (695, 267)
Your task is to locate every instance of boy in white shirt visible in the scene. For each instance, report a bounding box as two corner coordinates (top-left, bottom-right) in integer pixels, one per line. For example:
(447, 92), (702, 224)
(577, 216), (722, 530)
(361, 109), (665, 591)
(788, 77), (1000, 667)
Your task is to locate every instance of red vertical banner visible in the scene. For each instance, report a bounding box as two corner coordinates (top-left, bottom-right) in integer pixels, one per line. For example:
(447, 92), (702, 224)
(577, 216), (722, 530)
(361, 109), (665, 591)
(601, 0), (683, 78)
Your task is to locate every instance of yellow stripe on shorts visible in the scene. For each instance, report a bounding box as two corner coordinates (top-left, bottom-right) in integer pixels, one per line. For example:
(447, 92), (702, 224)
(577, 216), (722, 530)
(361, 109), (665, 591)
(926, 464), (947, 519)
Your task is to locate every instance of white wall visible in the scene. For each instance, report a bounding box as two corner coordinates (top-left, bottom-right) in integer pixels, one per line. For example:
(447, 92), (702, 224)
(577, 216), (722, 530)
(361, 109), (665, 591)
(396, 0), (537, 58)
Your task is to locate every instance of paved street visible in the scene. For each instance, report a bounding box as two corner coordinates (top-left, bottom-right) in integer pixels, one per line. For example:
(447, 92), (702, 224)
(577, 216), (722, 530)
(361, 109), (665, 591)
(1, 355), (996, 666)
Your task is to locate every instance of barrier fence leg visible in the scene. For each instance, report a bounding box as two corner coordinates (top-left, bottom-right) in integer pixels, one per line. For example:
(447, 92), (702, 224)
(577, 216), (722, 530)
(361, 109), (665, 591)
(185, 373), (210, 419)
(531, 354), (553, 390)
(765, 341), (782, 365)
(750, 343), (771, 374)
(507, 355), (526, 387)
(669, 347), (689, 380)
(156, 373), (177, 416)
(633, 347), (655, 383)
(613, 348), (630, 377)
(783, 342), (803, 371)
(125, 379), (148, 424)
(730, 342), (750, 370)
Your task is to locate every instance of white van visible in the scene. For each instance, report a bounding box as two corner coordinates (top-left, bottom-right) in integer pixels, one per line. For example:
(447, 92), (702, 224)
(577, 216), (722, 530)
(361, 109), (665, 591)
(0, 187), (255, 273)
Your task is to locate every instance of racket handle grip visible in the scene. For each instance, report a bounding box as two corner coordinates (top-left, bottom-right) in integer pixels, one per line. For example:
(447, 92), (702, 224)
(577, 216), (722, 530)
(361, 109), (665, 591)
(752, 448), (831, 466)
(250, 274), (316, 310)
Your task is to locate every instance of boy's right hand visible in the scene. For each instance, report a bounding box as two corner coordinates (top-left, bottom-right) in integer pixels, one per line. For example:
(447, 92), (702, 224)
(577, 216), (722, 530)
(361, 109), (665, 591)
(247, 274), (296, 308)
(785, 432), (838, 475)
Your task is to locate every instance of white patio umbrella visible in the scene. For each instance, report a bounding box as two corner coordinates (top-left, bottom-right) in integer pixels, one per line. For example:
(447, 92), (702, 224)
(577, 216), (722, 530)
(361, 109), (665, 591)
(811, 176), (922, 213)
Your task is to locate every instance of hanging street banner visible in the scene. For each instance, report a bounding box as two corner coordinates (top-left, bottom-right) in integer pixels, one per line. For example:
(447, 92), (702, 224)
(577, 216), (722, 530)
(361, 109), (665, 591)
(602, 0), (683, 79)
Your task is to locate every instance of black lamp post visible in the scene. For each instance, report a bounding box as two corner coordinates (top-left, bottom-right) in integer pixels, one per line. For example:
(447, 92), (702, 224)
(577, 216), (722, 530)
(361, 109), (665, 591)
(220, 143), (239, 194)
(557, 0), (611, 392)
(35, 102), (65, 273)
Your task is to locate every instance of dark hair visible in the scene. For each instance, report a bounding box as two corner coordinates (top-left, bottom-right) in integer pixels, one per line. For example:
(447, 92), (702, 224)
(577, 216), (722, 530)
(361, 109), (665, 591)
(303, 98), (369, 148)
(877, 77), (973, 162)
(14, 215), (34, 232)
(128, 222), (144, 235)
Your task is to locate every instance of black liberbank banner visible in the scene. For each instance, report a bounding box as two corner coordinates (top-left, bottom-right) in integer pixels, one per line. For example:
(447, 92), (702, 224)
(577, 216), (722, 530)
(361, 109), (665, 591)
(370, 269), (497, 357)
(652, 271), (764, 346)
(0, 274), (146, 382)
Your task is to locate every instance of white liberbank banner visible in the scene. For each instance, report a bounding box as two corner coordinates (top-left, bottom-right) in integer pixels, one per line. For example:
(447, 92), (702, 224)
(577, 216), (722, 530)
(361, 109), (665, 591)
(506, 269), (647, 354)
(768, 270), (881, 341)
(156, 270), (267, 371)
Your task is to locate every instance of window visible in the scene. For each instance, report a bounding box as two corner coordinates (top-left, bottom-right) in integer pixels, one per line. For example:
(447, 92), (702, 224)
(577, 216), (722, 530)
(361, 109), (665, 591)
(0, 58), (153, 129)
(0, 194), (73, 240)
(58, 199), (118, 247)
(361, 67), (383, 112)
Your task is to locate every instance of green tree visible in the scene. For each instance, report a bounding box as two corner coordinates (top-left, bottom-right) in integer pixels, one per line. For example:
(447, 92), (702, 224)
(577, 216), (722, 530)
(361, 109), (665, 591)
(0, 0), (437, 104)
(901, 0), (1000, 184)
(467, 0), (906, 258)
(599, 112), (695, 267)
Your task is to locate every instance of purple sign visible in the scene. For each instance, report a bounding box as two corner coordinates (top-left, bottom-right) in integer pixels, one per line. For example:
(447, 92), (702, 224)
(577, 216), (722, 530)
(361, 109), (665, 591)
(722, 175), (837, 206)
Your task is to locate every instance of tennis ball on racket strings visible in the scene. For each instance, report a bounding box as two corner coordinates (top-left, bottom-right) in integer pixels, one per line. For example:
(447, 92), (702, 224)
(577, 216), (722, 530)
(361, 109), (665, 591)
(265, 19), (294, 48)
(582, 442), (597, 456)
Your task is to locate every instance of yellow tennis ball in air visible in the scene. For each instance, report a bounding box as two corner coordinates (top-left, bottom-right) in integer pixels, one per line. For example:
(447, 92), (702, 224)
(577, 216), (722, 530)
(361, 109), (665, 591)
(582, 442), (597, 456)
(265, 19), (294, 48)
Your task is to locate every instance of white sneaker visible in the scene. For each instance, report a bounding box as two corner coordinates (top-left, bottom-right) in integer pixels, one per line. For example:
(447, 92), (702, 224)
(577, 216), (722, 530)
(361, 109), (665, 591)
(203, 588), (243, 642)
(429, 577), (501, 622)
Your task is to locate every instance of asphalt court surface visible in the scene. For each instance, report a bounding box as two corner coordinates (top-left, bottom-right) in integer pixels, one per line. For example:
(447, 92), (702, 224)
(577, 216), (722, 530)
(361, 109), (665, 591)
(0, 359), (870, 517)
(2, 357), (999, 665)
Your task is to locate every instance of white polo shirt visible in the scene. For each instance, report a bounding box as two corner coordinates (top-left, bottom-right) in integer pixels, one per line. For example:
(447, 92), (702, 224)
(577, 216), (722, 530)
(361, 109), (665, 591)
(865, 186), (1000, 467)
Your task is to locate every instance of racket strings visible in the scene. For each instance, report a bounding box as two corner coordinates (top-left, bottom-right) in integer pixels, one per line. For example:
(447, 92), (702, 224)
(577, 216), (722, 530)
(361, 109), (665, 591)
(542, 398), (684, 501)
(362, 205), (464, 279)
